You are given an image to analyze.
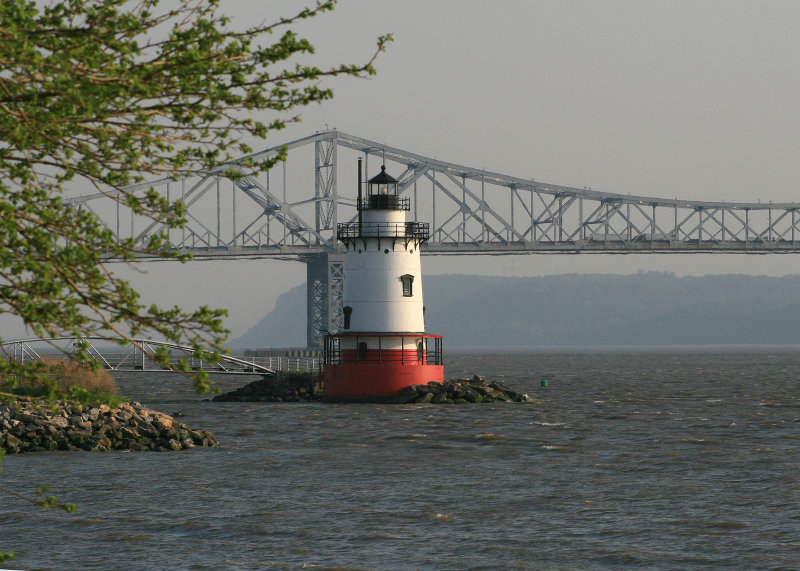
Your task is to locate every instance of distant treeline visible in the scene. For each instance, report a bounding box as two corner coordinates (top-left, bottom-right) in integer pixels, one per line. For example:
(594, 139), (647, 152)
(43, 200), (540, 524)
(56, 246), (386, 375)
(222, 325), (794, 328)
(231, 272), (800, 348)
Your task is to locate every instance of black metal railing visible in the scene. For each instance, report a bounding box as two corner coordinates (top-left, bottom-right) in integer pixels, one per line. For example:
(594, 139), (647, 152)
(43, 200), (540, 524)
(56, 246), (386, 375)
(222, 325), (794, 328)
(358, 195), (410, 211)
(323, 335), (443, 366)
(337, 221), (430, 242)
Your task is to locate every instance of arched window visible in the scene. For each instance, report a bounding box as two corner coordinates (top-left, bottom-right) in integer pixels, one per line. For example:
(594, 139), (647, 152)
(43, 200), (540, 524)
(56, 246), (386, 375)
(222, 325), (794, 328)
(400, 274), (414, 297)
(343, 306), (353, 329)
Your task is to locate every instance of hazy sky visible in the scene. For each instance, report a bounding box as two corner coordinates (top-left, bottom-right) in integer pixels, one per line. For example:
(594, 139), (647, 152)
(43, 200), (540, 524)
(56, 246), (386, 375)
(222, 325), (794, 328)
(273, 0), (800, 203)
(7, 0), (800, 340)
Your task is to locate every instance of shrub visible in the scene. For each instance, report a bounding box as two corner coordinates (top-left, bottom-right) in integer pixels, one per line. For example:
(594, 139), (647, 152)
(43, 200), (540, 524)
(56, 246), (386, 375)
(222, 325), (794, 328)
(1, 358), (118, 403)
(38, 358), (117, 394)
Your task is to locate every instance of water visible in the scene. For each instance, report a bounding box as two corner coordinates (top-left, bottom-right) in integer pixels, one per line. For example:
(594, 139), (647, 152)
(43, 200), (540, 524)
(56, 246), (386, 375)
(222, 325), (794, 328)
(2, 347), (800, 570)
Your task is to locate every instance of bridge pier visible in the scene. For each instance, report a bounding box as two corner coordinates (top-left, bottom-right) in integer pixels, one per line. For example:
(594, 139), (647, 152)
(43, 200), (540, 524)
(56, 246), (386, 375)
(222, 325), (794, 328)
(303, 252), (345, 348)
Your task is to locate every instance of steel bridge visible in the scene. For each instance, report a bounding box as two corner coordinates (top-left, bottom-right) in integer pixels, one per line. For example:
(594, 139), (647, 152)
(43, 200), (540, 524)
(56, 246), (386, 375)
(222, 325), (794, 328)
(1, 338), (277, 376)
(65, 130), (800, 347)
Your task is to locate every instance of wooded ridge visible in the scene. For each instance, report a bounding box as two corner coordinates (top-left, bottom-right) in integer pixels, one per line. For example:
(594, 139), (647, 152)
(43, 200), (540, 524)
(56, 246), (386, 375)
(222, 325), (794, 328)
(232, 273), (800, 348)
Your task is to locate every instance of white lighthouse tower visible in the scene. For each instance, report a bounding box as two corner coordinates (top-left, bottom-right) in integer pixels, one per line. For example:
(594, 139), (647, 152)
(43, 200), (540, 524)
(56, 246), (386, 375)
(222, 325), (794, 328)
(322, 162), (444, 400)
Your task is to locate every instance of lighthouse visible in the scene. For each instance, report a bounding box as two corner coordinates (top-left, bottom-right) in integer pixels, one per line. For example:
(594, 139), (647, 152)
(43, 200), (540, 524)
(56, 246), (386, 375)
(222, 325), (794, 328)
(322, 161), (444, 400)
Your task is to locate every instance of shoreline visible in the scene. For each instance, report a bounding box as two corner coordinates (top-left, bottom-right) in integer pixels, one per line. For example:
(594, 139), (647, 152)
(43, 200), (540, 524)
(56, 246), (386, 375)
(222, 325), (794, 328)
(1, 396), (218, 454)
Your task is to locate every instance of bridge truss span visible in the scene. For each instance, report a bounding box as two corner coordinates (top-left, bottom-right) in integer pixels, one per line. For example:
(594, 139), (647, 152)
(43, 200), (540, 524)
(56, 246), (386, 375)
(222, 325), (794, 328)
(333, 133), (800, 255)
(62, 130), (800, 346)
(64, 129), (800, 258)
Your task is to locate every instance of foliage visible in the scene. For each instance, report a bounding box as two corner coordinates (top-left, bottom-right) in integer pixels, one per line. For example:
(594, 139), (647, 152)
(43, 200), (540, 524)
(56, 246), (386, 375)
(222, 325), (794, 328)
(0, 0), (389, 557)
(2, 357), (125, 406)
(34, 485), (78, 513)
(0, 0), (390, 392)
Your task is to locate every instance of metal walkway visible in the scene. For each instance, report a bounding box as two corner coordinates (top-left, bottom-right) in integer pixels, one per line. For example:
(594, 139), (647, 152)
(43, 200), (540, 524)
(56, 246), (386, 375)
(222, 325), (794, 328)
(1, 338), (279, 376)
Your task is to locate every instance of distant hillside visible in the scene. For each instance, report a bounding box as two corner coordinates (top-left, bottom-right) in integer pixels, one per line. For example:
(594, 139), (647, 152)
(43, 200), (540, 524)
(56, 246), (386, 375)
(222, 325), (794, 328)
(230, 273), (800, 348)
(231, 285), (306, 348)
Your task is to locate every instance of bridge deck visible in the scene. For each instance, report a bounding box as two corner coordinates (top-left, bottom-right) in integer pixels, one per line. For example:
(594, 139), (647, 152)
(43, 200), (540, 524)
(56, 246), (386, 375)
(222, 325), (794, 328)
(0, 338), (322, 376)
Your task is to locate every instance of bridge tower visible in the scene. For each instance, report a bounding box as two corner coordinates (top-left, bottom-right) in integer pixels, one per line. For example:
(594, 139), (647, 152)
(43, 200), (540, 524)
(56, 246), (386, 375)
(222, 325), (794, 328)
(303, 252), (345, 348)
(322, 162), (444, 400)
(303, 134), (343, 348)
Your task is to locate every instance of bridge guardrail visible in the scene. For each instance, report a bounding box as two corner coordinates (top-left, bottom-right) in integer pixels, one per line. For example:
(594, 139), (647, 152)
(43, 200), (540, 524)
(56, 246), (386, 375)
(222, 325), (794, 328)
(238, 356), (319, 373)
(0, 338), (313, 376)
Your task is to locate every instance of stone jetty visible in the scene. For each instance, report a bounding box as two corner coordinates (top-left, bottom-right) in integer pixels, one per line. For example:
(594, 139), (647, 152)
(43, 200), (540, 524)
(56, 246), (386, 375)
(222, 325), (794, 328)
(212, 372), (526, 404)
(390, 376), (528, 404)
(212, 372), (322, 402)
(0, 398), (218, 454)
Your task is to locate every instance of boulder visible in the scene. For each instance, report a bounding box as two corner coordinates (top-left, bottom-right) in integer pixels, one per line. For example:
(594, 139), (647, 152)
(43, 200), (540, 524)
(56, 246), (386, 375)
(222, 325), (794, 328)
(150, 412), (174, 431)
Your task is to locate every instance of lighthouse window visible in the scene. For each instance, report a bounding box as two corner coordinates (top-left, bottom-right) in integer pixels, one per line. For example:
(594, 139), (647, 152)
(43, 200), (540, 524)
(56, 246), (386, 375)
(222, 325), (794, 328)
(401, 274), (414, 297)
(343, 306), (353, 329)
(358, 342), (368, 361)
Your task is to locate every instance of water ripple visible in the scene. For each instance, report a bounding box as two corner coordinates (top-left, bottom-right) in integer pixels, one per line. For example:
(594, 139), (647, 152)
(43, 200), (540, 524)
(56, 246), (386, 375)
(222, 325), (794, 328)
(2, 349), (800, 569)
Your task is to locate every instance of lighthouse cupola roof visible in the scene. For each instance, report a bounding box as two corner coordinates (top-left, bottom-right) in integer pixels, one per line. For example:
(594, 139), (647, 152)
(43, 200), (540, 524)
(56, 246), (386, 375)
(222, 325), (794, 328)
(368, 165), (397, 187)
(363, 165), (409, 211)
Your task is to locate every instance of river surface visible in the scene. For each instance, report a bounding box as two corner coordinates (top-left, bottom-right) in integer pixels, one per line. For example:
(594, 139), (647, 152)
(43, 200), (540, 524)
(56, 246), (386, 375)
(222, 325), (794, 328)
(2, 347), (800, 570)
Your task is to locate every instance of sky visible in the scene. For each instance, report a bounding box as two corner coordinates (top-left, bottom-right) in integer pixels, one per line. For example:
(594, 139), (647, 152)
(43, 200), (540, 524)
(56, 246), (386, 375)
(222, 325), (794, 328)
(7, 0), (800, 340)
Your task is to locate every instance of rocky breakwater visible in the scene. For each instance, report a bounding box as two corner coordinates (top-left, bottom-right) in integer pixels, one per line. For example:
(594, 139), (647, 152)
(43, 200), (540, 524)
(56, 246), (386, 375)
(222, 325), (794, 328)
(0, 399), (218, 454)
(212, 372), (322, 402)
(212, 373), (527, 404)
(392, 376), (529, 404)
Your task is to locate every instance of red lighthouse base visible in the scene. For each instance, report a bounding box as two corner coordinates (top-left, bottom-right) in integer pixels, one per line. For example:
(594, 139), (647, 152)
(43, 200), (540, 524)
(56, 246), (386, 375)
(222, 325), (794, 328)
(322, 333), (444, 402)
